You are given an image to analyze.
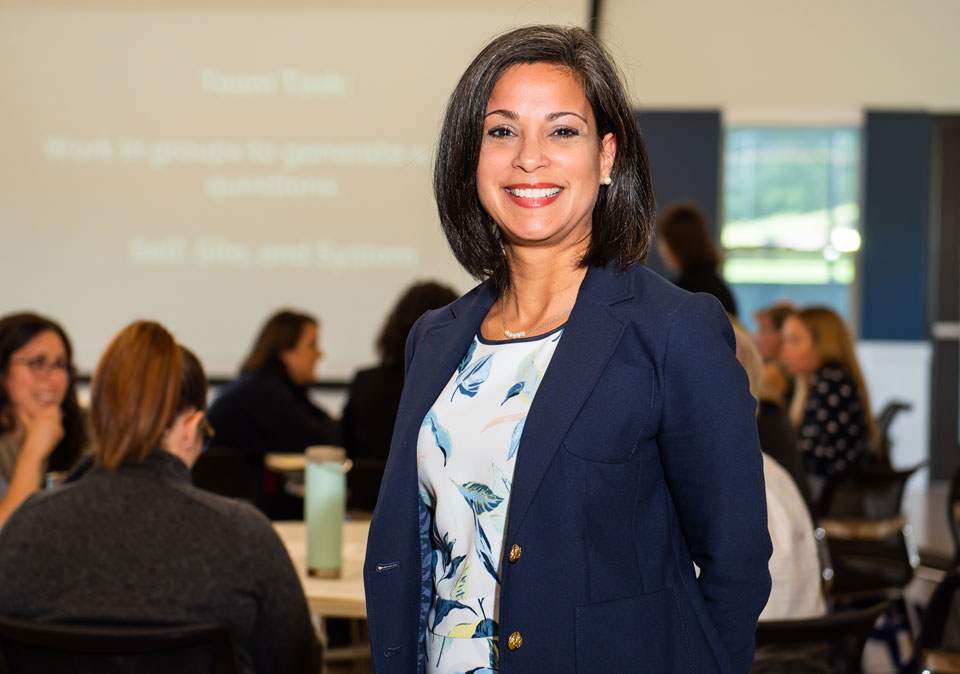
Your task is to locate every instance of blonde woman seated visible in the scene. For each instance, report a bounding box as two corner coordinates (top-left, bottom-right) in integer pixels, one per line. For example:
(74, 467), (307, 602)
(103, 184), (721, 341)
(0, 321), (319, 674)
(780, 307), (877, 480)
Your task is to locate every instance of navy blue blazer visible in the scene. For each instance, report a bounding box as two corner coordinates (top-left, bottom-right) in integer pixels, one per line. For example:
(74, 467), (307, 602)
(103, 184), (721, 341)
(364, 261), (772, 674)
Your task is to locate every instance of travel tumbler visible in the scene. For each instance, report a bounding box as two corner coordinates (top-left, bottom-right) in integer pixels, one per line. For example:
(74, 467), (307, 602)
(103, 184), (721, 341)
(305, 446), (351, 577)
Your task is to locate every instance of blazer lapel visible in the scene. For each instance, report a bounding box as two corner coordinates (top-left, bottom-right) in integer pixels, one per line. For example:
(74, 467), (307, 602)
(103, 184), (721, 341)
(504, 263), (634, 539)
(392, 283), (498, 464)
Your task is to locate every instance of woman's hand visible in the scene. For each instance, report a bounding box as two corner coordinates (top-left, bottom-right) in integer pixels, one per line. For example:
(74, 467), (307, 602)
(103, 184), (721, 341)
(18, 406), (64, 459)
(0, 407), (63, 529)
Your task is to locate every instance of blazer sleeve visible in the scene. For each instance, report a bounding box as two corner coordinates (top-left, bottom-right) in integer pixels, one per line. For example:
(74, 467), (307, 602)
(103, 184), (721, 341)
(657, 293), (772, 674)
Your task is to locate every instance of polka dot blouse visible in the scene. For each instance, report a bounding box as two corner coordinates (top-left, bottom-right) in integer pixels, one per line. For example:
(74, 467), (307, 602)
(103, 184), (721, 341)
(796, 362), (870, 478)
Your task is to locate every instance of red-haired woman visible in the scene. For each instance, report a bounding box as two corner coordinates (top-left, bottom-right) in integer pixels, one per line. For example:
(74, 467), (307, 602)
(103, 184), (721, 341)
(0, 321), (319, 673)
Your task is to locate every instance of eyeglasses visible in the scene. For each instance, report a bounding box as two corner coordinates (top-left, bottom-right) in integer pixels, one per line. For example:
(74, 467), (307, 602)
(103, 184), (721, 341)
(9, 355), (72, 377)
(200, 416), (216, 451)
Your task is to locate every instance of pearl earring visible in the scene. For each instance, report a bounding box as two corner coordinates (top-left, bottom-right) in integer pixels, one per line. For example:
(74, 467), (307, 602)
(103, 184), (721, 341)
(602, 176), (612, 186)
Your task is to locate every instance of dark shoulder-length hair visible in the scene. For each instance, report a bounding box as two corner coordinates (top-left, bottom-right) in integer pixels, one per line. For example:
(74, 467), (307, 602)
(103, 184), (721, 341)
(0, 312), (86, 471)
(377, 281), (459, 367)
(434, 24), (655, 289)
(240, 310), (317, 374)
(657, 203), (721, 271)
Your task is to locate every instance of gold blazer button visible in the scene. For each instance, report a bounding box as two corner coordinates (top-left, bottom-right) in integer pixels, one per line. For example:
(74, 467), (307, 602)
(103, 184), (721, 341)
(507, 631), (523, 651)
(508, 543), (522, 563)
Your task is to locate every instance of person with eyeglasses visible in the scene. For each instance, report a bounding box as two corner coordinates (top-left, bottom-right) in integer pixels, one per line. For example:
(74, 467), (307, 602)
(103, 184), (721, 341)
(0, 312), (87, 528)
(0, 321), (320, 673)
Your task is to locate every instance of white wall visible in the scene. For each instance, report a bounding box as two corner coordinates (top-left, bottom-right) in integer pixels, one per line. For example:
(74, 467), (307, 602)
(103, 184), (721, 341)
(601, 0), (960, 115)
(857, 340), (932, 489)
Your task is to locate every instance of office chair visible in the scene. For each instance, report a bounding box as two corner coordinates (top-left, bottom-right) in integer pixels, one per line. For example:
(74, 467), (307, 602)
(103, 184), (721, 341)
(914, 569), (960, 674)
(753, 601), (890, 674)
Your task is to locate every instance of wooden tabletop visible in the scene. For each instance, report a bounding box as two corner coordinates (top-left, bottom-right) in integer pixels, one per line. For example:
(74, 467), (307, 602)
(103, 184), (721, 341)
(274, 519), (370, 618)
(265, 453), (307, 473)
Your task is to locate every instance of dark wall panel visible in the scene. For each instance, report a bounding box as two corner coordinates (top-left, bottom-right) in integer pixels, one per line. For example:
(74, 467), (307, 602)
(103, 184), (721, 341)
(636, 110), (721, 275)
(860, 112), (931, 341)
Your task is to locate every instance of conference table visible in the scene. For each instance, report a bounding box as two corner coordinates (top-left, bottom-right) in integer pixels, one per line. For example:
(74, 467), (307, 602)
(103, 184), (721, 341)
(273, 519), (370, 619)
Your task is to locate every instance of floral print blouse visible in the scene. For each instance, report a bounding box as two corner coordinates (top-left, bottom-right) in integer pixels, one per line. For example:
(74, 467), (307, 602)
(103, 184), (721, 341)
(797, 362), (870, 477)
(417, 327), (563, 673)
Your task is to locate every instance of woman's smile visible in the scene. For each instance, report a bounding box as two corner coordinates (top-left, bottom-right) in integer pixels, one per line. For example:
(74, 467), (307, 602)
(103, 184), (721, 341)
(504, 183), (563, 207)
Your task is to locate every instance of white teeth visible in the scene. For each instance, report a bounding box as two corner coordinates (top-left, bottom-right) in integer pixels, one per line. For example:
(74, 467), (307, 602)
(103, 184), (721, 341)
(509, 187), (561, 199)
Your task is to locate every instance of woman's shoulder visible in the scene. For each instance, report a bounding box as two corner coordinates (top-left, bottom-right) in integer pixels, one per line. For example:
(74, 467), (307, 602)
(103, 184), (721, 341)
(624, 263), (732, 333)
(815, 362), (856, 387)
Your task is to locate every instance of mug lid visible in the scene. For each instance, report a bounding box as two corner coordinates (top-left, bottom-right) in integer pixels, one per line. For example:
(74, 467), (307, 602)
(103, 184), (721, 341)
(306, 445), (346, 463)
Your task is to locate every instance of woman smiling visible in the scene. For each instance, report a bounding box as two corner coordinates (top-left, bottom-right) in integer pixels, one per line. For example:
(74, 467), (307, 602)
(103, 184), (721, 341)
(0, 313), (86, 528)
(364, 25), (771, 674)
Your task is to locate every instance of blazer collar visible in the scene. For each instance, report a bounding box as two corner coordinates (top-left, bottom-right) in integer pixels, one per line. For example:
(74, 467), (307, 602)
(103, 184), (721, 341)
(391, 282), (497, 476)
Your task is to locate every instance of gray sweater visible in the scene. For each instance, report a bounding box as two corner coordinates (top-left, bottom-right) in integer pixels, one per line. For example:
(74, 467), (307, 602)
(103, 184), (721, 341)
(0, 450), (319, 674)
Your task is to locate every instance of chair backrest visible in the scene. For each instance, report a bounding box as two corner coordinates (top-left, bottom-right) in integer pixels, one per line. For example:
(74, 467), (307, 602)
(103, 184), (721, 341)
(917, 570), (960, 656)
(817, 464), (921, 521)
(873, 400), (912, 460)
(754, 601), (890, 674)
(0, 617), (240, 674)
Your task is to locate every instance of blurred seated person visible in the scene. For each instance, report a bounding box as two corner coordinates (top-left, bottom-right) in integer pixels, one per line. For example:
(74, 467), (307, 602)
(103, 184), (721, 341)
(780, 307), (877, 483)
(732, 318), (814, 516)
(205, 309), (337, 514)
(0, 322), (319, 674)
(339, 281), (457, 511)
(758, 453), (826, 621)
(753, 302), (799, 408)
(732, 319), (825, 620)
(0, 313), (87, 528)
(657, 203), (738, 316)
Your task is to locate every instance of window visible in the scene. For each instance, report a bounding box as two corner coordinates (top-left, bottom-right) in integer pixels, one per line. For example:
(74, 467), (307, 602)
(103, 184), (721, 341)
(722, 126), (860, 327)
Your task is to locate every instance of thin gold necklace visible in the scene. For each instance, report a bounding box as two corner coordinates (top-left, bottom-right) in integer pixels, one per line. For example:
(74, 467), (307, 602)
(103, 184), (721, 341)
(501, 293), (571, 339)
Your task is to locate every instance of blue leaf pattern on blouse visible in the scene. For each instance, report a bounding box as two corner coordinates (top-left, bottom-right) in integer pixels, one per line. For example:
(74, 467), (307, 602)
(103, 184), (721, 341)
(422, 409), (452, 466)
(451, 353), (493, 402)
(430, 516), (466, 582)
(507, 417), (525, 461)
(433, 597), (477, 630)
(454, 481), (503, 515)
(457, 339), (476, 375)
(474, 517), (499, 584)
(420, 329), (563, 673)
(500, 382), (523, 405)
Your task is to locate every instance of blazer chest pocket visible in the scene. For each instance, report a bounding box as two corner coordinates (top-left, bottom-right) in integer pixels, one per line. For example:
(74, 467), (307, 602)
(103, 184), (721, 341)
(562, 364), (655, 464)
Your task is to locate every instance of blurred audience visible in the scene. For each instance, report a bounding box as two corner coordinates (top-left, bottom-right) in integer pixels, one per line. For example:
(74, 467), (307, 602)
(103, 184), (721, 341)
(205, 309), (337, 516)
(781, 307), (877, 482)
(0, 313), (87, 528)
(731, 319), (825, 621)
(732, 319), (814, 515)
(0, 321), (319, 673)
(657, 203), (738, 316)
(340, 281), (457, 511)
(753, 302), (799, 407)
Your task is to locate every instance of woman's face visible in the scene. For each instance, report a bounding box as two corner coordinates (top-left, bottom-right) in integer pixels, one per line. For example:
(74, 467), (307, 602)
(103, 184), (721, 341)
(780, 316), (820, 376)
(2, 330), (70, 423)
(754, 315), (782, 362)
(280, 322), (321, 386)
(476, 62), (616, 250)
